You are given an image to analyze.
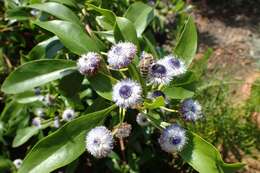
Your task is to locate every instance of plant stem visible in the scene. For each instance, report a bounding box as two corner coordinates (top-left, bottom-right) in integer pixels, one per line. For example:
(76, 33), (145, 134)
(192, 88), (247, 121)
(160, 106), (178, 113)
(119, 138), (126, 164)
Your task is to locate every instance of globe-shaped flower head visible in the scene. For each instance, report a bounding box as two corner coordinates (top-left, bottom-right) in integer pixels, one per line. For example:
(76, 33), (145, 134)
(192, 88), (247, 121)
(164, 55), (186, 76)
(158, 124), (187, 153)
(107, 42), (137, 69)
(32, 117), (41, 128)
(86, 126), (114, 158)
(77, 52), (102, 76)
(136, 113), (149, 126)
(62, 108), (75, 122)
(113, 79), (142, 108)
(180, 99), (202, 121)
(13, 159), (23, 169)
(148, 59), (174, 85)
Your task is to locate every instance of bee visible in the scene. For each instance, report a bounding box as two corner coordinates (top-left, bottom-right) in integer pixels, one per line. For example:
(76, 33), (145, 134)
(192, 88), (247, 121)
(139, 51), (155, 78)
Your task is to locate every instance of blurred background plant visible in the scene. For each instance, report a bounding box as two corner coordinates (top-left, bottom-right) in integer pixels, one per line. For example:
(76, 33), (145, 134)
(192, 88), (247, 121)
(0, 0), (259, 173)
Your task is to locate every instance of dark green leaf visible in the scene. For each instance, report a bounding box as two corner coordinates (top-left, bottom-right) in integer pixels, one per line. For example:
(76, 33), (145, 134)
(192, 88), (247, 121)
(28, 2), (81, 25)
(114, 17), (139, 46)
(124, 2), (154, 37)
(15, 91), (41, 104)
(174, 16), (197, 65)
(163, 86), (194, 99)
(34, 20), (100, 55)
(27, 36), (63, 60)
(86, 3), (116, 28)
(49, 0), (77, 8)
(18, 105), (116, 173)
(88, 72), (117, 101)
(180, 132), (244, 173)
(1, 60), (77, 94)
(6, 7), (31, 20)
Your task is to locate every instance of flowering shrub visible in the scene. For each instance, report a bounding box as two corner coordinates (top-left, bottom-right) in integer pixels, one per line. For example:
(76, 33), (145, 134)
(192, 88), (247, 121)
(0, 0), (245, 173)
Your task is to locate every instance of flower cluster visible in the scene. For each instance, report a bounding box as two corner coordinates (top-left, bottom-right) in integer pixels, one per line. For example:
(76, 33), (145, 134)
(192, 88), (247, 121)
(78, 42), (202, 158)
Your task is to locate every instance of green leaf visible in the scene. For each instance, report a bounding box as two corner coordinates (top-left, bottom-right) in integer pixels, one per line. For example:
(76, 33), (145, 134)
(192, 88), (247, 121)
(49, 0), (77, 8)
(15, 91), (41, 104)
(27, 36), (63, 60)
(88, 72), (117, 101)
(124, 2), (154, 37)
(114, 17), (139, 46)
(1, 60), (77, 94)
(163, 86), (194, 99)
(144, 96), (164, 109)
(174, 16), (197, 65)
(6, 7), (31, 21)
(28, 2), (81, 25)
(12, 126), (39, 147)
(86, 3), (116, 28)
(34, 20), (100, 55)
(180, 132), (244, 173)
(18, 105), (116, 173)
(0, 157), (12, 172)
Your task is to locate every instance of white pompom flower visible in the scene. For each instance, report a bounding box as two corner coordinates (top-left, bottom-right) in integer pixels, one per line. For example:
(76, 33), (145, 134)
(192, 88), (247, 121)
(158, 124), (187, 153)
(13, 159), (23, 169)
(77, 52), (102, 76)
(112, 79), (142, 108)
(86, 126), (114, 158)
(164, 55), (187, 76)
(32, 117), (41, 128)
(53, 116), (60, 128)
(180, 99), (202, 121)
(35, 108), (45, 117)
(62, 108), (75, 122)
(136, 113), (149, 126)
(107, 42), (137, 69)
(148, 58), (174, 85)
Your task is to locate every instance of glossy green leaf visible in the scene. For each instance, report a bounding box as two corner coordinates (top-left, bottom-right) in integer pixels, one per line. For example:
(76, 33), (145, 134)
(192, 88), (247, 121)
(34, 20), (100, 55)
(114, 17), (139, 46)
(28, 2), (81, 25)
(144, 96), (164, 109)
(27, 36), (63, 60)
(12, 126), (39, 147)
(124, 2), (154, 37)
(0, 101), (23, 122)
(49, 0), (77, 8)
(96, 16), (114, 30)
(86, 3), (116, 28)
(88, 72), (117, 101)
(174, 16), (197, 65)
(94, 30), (115, 43)
(6, 7), (31, 20)
(18, 105), (116, 173)
(163, 86), (194, 99)
(180, 132), (244, 173)
(1, 60), (77, 94)
(15, 91), (42, 104)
